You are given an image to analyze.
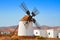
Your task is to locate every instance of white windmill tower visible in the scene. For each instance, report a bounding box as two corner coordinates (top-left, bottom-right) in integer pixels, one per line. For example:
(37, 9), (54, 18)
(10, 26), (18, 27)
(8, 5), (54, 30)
(18, 2), (40, 36)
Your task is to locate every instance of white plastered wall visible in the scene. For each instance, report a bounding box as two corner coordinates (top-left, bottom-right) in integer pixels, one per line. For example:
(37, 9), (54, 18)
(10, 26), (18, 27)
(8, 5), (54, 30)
(34, 30), (47, 37)
(18, 21), (33, 36)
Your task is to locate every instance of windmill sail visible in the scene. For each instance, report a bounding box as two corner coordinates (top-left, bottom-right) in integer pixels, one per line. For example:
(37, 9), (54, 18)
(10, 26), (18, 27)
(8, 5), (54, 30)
(31, 8), (39, 16)
(20, 2), (30, 16)
(32, 18), (40, 29)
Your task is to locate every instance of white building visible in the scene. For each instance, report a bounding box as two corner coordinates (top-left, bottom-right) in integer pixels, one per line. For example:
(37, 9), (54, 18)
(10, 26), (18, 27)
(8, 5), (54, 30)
(1, 32), (10, 35)
(33, 28), (47, 37)
(33, 28), (60, 38)
(47, 29), (60, 38)
(58, 33), (60, 38)
(18, 16), (33, 36)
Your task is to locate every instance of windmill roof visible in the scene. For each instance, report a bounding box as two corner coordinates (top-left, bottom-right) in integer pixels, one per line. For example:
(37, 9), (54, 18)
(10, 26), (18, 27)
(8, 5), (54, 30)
(20, 15), (29, 21)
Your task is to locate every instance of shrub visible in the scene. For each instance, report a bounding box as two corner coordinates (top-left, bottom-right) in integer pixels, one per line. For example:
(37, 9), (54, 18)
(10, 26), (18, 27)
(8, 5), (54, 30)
(11, 37), (19, 40)
(34, 36), (46, 40)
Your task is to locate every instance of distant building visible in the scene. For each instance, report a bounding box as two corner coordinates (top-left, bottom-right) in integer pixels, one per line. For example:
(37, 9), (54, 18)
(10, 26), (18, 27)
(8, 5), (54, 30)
(1, 32), (10, 35)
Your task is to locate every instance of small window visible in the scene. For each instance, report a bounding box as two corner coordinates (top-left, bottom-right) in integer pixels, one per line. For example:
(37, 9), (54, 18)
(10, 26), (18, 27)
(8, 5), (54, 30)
(36, 32), (38, 34)
(48, 32), (50, 35)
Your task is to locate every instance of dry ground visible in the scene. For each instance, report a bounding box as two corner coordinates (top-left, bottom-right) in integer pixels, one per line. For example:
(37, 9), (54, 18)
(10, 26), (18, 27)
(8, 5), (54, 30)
(0, 35), (60, 40)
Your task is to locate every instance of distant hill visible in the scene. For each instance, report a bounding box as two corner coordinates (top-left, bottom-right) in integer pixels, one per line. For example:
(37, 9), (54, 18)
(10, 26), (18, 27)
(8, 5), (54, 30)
(0, 25), (60, 32)
(0, 25), (18, 32)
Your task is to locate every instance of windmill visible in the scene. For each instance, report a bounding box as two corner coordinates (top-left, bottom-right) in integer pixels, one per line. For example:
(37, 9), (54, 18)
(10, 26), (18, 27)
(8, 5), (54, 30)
(18, 2), (40, 36)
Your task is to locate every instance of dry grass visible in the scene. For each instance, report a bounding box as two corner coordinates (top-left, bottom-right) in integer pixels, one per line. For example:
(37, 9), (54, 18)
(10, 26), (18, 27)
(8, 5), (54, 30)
(0, 35), (60, 40)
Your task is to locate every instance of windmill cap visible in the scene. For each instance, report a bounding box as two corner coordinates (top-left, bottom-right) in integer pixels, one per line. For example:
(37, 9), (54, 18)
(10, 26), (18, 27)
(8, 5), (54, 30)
(20, 15), (29, 21)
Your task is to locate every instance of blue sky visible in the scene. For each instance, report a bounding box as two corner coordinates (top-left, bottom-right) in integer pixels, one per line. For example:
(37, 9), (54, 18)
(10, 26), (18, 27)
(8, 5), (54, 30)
(0, 0), (60, 27)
